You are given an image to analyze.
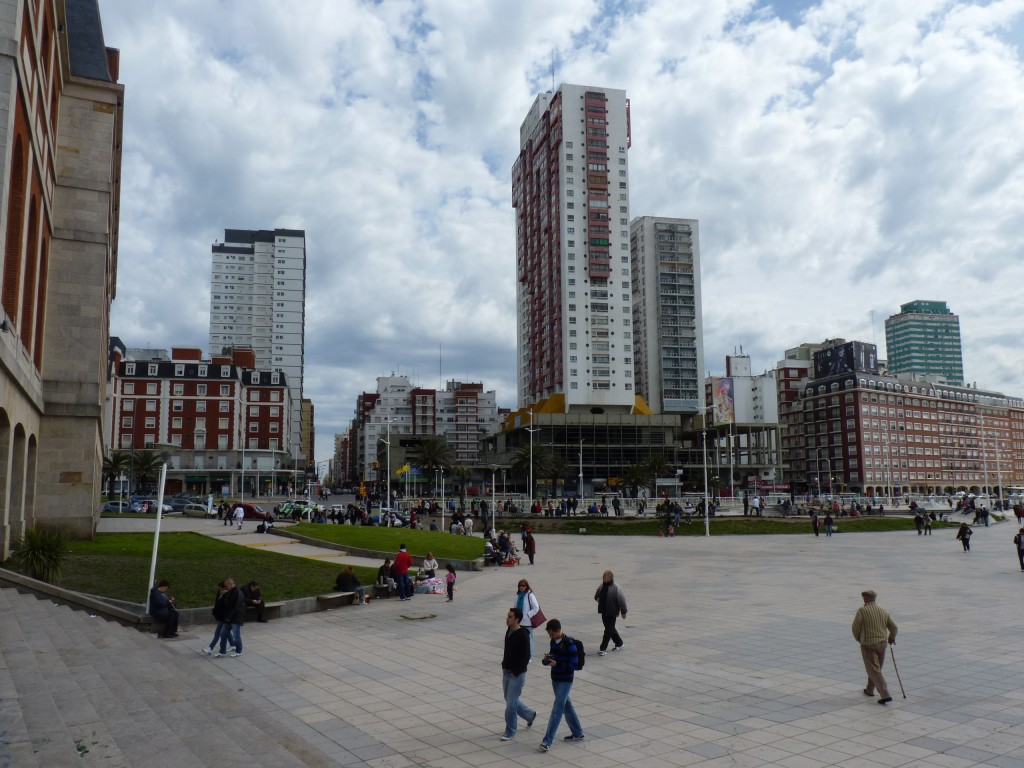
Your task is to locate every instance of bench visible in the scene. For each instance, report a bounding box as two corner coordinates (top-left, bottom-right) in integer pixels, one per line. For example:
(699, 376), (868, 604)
(373, 583), (394, 599)
(245, 601), (284, 622)
(317, 591), (359, 609)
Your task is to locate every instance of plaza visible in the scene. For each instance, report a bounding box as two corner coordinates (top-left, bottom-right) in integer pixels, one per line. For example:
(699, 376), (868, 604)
(3, 521), (1024, 767)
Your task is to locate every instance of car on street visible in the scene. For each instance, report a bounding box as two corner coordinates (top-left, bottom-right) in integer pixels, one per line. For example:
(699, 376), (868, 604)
(182, 503), (216, 518)
(129, 498), (174, 514)
(231, 502), (271, 521)
(101, 500), (132, 513)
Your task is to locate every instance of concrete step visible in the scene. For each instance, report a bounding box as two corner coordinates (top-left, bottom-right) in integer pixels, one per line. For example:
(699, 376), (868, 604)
(0, 587), (342, 767)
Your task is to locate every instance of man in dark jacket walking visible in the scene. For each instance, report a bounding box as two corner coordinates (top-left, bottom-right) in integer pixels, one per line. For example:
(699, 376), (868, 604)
(500, 607), (537, 741)
(595, 570), (627, 655)
(538, 618), (584, 751)
(218, 578), (246, 657)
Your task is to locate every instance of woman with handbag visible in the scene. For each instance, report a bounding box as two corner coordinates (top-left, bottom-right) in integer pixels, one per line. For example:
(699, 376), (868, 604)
(515, 579), (544, 658)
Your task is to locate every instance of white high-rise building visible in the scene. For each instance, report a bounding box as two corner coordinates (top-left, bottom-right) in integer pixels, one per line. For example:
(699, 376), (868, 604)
(630, 216), (704, 414)
(210, 228), (306, 458)
(512, 83), (635, 412)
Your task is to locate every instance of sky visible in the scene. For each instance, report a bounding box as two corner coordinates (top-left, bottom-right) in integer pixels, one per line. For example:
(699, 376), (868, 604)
(97, 0), (1024, 465)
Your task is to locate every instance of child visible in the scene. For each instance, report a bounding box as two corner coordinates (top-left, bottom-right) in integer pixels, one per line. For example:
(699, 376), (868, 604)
(445, 563), (456, 602)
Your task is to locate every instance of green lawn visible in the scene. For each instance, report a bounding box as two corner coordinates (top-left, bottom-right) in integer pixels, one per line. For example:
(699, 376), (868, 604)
(53, 532), (377, 608)
(289, 523), (485, 560)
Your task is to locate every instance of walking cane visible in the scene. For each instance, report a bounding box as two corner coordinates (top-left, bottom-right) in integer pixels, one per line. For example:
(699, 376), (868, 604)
(889, 643), (907, 698)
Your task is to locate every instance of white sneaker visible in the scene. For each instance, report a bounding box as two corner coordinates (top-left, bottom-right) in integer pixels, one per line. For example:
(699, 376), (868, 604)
(201, 647), (212, 655)
(229, 651), (242, 657)
(597, 650), (607, 657)
(214, 652), (226, 658)
(611, 645), (623, 652)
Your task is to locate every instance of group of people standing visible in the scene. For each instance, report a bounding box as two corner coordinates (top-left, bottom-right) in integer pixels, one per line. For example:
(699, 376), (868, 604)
(500, 571), (627, 752)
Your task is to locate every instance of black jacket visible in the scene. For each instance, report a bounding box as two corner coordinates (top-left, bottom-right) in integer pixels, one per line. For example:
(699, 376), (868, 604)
(502, 626), (531, 676)
(222, 586), (246, 624)
(335, 572), (362, 591)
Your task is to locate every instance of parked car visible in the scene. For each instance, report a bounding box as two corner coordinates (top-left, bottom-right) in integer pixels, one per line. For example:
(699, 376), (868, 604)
(169, 495), (205, 512)
(101, 500), (132, 514)
(182, 503), (216, 518)
(129, 498), (174, 514)
(232, 502), (271, 521)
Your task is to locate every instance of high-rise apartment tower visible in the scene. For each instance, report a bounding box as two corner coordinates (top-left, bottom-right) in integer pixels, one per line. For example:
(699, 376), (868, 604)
(630, 216), (704, 414)
(512, 84), (635, 412)
(210, 228), (306, 458)
(884, 300), (963, 385)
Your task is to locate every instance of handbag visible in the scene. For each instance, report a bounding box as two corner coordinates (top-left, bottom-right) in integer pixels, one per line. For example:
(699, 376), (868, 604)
(530, 607), (546, 628)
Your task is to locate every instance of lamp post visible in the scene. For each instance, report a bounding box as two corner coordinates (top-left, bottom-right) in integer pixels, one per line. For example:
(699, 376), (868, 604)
(383, 418), (393, 516)
(490, 465), (497, 534)
(578, 438), (584, 503)
(145, 462), (169, 613)
(701, 421), (710, 537)
(440, 468), (446, 532)
(525, 410), (540, 512)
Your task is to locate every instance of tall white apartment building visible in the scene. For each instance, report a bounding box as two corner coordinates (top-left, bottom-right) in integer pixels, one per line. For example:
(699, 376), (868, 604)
(512, 83), (636, 412)
(210, 228), (306, 459)
(630, 216), (704, 414)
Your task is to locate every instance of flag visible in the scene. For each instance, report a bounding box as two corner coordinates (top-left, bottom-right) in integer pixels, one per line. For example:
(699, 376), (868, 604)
(395, 463), (411, 477)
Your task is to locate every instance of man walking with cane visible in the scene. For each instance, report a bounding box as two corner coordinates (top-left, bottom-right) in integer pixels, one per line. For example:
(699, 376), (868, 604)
(852, 589), (898, 704)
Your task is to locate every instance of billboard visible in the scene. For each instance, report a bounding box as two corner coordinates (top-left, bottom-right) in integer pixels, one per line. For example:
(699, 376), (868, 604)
(813, 341), (878, 379)
(710, 377), (735, 425)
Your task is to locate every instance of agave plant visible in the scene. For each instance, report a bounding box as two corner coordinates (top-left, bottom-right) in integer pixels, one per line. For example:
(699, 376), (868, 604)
(10, 526), (71, 584)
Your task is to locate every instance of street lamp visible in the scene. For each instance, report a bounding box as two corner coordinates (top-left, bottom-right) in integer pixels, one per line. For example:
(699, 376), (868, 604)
(440, 468), (446, 532)
(578, 438), (584, 505)
(702, 420), (710, 537)
(383, 418), (395, 518)
(525, 410), (540, 512)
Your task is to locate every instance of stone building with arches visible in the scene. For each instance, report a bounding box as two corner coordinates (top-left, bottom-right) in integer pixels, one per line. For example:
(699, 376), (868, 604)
(0, 0), (122, 560)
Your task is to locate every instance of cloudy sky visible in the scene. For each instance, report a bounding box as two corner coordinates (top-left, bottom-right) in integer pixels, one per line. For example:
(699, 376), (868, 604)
(97, 0), (1024, 464)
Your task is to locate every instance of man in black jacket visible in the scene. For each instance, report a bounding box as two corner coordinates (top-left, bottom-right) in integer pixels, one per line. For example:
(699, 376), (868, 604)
(500, 607), (536, 741)
(218, 578), (246, 657)
(242, 580), (267, 622)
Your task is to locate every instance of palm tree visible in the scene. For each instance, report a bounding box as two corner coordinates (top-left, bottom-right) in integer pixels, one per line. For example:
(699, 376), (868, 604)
(547, 454), (567, 498)
(640, 454), (671, 497)
(450, 464), (472, 505)
(410, 436), (454, 490)
(621, 464), (648, 499)
(131, 450), (164, 493)
(511, 444), (557, 499)
(102, 450), (131, 498)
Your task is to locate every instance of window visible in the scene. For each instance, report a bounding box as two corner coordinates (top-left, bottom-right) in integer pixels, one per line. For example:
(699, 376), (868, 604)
(197, 401), (207, 412)
(219, 418), (229, 429)
(269, 423), (279, 433)
(270, 407), (279, 417)
(195, 418), (206, 430)
(172, 400), (183, 411)
(249, 423), (258, 432)
(146, 400), (156, 411)
(148, 364), (158, 376)
(122, 417), (133, 428)
(174, 364), (184, 376)
(198, 365), (207, 377)
(221, 366), (230, 377)
(197, 384), (207, 395)
(123, 383), (135, 394)
(125, 363), (136, 375)
(172, 383), (183, 395)
(172, 417), (182, 429)
(124, 400), (134, 411)
(145, 417), (156, 428)
(271, 391), (280, 402)
(220, 385), (230, 396)
(146, 383), (157, 395)
(220, 402), (230, 412)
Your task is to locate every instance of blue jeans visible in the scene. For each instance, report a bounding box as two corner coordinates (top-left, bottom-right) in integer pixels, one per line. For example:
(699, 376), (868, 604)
(542, 679), (582, 746)
(219, 622), (242, 653)
(502, 671), (536, 737)
(207, 621), (227, 650)
(398, 574), (413, 598)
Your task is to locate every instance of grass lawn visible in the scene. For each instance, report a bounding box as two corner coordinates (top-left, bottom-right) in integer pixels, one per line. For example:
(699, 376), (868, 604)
(514, 515), (958, 536)
(51, 532), (377, 608)
(289, 523), (484, 561)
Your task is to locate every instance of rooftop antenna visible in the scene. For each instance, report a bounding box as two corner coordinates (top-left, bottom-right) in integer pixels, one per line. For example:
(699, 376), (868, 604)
(551, 49), (555, 91)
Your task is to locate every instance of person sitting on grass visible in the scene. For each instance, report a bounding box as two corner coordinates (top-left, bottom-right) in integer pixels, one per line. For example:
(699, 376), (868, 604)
(335, 565), (367, 604)
(419, 552), (439, 580)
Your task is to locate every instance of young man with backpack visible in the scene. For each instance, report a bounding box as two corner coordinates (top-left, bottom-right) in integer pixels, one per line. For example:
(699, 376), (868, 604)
(538, 618), (585, 751)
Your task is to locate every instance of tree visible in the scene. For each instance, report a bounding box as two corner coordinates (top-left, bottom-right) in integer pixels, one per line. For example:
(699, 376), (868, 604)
(131, 450), (164, 492)
(639, 455), (671, 497)
(450, 464), (472, 504)
(511, 444), (557, 500)
(102, 450), (131, 497)
(621, 464), (648, 498)
(410, 436), (454, 488)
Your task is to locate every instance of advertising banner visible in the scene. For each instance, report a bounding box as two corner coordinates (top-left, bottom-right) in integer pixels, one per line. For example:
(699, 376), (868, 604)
(711, 377), (735, 425)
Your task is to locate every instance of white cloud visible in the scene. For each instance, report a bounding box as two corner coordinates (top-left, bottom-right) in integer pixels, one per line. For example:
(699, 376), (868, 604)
(98, 0), (1024, 461)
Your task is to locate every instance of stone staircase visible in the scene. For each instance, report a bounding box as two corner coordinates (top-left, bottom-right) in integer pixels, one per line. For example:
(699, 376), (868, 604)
(0, 587), (338, 768)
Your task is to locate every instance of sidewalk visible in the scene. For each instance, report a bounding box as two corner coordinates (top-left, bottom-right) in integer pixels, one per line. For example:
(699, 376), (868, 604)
(5, 516), (1024, 766)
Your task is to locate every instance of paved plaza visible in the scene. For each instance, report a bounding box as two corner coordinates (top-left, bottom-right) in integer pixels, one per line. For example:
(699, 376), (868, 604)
(4, 519), (1024, 767)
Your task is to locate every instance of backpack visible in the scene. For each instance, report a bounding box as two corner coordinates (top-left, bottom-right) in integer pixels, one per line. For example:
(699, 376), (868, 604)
(562, 636), (585, 670)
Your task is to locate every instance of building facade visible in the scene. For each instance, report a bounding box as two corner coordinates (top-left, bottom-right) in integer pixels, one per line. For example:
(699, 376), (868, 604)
(884, 300), (964, 385)
(209, 228), (306, 459)
(630, 216), (704, 414)
(346, 375), (501, 487)
(0, 0), (123, 558)
(512, 83), (636, 412)
(108, 346), (295, 497)
(792, 343), (1023, 496)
